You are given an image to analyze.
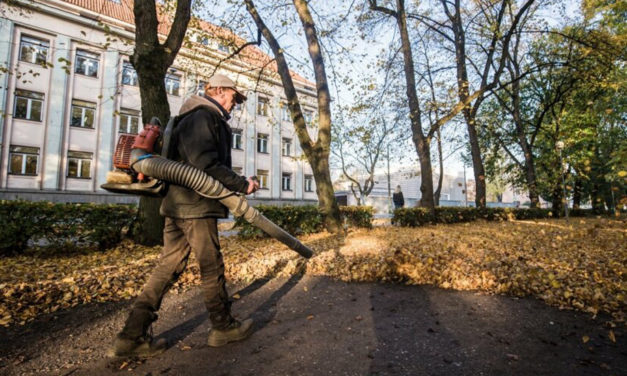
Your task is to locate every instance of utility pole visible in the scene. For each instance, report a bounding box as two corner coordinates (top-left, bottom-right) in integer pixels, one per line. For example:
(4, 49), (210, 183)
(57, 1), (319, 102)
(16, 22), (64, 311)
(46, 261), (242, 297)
(387, 143), (391, 213)
(463, 164), (468, 207)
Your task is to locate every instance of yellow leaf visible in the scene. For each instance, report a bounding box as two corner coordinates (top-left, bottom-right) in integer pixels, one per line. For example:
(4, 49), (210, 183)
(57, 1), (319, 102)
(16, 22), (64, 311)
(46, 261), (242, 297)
(232, 293), (240, 300)
(582, 335), (590, 343)
(608, 330), (616, 343)
(307, 315), (314, 320)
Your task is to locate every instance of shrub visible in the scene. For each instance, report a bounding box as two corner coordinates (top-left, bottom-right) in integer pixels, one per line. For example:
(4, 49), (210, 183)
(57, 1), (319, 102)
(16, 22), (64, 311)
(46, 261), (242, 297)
(0, 200), (137, 254)
(393, 206), (606, 227)
(340, 206), (374, 229)
(235, 205), (374, 238)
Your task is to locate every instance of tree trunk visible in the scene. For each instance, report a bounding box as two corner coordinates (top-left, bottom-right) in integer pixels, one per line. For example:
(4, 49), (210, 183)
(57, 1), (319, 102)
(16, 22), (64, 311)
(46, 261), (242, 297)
(130, 0), (191, 245)
(395, 0), (434, 211)
(572, 176), (583, 209)
(551, 178), (563, 216)
(244, 0), (341, 232)
(465, 115), (487, 207)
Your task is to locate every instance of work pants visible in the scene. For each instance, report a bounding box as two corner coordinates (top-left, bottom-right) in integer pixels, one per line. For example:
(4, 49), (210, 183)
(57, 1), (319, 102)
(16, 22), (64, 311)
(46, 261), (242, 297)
(119, 217), (232, 340)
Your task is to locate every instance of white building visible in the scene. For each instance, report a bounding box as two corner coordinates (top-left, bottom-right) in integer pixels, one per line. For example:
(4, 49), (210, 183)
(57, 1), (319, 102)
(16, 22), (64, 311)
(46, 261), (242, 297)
(334, 167), (530, 213)
(0, 0), (319, 204)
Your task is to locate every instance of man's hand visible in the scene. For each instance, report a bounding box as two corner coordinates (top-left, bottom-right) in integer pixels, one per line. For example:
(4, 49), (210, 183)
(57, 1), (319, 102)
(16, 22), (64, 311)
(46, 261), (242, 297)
(246, 176), (260, 194)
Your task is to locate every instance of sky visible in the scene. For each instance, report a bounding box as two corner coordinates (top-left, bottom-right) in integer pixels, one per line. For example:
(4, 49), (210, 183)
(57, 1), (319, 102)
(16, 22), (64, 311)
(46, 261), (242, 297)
(205, 0), (585, 180)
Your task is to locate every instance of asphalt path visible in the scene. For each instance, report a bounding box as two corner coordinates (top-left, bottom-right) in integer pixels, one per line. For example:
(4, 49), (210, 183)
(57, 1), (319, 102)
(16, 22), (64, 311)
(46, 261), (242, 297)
(0, 276), (624, 376)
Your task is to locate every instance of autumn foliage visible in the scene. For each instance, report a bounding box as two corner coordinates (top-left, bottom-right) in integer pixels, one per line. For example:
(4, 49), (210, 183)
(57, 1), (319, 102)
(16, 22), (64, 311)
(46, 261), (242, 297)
(0, 216), (624, 328)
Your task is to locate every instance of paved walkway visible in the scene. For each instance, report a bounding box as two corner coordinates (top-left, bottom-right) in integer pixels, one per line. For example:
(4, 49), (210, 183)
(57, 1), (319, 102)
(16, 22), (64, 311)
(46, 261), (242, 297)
(0, 276), (623, 376)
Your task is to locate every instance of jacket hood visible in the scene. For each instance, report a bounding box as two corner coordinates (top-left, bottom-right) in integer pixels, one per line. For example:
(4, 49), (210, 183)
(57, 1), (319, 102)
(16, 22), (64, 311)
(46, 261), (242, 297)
(179, 95), (224, 118)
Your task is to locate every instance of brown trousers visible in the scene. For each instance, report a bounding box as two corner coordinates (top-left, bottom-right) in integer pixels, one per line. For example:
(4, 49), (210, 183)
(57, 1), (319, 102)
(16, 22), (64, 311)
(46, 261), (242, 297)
(119, 217), (232, 339)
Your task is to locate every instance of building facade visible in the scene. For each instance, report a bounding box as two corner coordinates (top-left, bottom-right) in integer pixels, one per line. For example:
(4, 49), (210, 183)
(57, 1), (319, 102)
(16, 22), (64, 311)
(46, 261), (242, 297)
(0, 0), (319, 204)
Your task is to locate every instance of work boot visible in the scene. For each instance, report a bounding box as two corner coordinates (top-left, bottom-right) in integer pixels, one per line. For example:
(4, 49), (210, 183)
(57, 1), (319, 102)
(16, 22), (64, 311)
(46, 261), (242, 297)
(207, 318), (253, 347)
(110, 334), (167, 358)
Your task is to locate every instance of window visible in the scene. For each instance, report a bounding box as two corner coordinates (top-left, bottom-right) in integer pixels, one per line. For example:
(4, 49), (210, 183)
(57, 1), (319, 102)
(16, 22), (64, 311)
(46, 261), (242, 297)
(67, 151), (92, 179)
(305, 174), (314, 192)
(75, 49), (99, 77)
(9, 146), (39, 175)
(232, 166), (243, 175)
(71, 99), (96, 129)
(217, 43), (230, 53)
(282, 138), (292, 157)
(165, 73), (181, 96)
(303, 110), (314, 126)
(200, 37), (209, 46)
(257, 169), (269, 189)
(232, 129), (243, 150)
(119, 109), (140, 134)
(19, 35), (49, 64)
(281, 104), (291, 122)
(196, 80), (207, 96)
(233, 102), (242, 112)
(257, 133), (268, 153)
(257, 97), (269, 116)
(14, 90), (44, 121)
(282, 173), (292, 191)
(122, 61), (137, 86)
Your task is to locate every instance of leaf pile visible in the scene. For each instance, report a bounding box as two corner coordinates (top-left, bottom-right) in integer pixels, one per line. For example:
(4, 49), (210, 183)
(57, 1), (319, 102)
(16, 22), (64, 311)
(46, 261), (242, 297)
(0, 218), (624, 327)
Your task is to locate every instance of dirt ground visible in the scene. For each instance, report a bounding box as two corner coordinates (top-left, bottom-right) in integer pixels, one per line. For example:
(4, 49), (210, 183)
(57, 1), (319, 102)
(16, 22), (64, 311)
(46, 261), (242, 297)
(0, 275), (624, 376)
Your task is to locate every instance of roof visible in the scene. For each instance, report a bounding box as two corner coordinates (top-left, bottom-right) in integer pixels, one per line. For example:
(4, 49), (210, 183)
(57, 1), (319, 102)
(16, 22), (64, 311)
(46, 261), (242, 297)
(57, 0), (314, 87)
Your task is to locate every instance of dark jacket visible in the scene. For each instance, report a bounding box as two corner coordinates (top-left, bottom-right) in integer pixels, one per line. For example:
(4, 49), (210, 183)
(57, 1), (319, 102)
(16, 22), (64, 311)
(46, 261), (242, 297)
(392, 191), (405, 207)
(160, 95), (249, 219)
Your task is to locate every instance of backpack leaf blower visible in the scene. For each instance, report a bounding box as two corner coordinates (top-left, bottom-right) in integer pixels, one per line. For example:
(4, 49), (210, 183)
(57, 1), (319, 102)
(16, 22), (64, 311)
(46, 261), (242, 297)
(102, 114), (313, 259)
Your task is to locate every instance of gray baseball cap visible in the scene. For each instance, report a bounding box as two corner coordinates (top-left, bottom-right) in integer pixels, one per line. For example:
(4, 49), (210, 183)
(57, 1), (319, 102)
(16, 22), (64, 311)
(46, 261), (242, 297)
(208, 74), (247, 103)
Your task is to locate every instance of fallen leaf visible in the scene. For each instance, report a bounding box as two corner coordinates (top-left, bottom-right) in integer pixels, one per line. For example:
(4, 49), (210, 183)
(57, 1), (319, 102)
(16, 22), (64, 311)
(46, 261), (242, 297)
(582, 335), (590, 344)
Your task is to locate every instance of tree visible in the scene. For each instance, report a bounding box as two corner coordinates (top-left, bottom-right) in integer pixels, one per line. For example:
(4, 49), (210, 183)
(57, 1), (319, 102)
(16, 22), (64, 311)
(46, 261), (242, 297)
(243, 0), (342, 232)
(331, 96), (400, 205)
(132, 0), (192, 245)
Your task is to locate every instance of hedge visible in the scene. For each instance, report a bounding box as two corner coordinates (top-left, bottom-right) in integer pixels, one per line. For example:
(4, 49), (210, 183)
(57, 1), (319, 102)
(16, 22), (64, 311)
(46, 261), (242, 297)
(234, 205), (374, 238)
(0, 200), (137, 255)
(393, 206), (611, 227)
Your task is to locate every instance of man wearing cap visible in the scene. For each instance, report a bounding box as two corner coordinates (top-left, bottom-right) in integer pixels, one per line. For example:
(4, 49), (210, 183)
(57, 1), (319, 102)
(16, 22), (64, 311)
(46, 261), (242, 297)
(111, 74), (260, 357)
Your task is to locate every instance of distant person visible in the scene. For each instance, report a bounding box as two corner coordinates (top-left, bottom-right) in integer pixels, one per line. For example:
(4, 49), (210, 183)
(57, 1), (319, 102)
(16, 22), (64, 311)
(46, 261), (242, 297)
(392, 185), (405, 209)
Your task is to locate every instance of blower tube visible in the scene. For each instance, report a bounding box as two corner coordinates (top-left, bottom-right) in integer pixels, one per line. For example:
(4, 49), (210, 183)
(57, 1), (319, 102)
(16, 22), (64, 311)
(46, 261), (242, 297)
(130, 149), (313, 259)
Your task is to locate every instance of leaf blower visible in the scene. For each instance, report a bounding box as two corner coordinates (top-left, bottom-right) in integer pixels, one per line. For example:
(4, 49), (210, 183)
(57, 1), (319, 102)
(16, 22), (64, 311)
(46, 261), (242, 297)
(101, 114), (313, 259)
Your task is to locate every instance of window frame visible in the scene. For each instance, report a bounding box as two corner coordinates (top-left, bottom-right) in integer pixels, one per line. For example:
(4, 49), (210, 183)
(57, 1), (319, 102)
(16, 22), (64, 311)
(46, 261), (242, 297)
(8, 145), (39, 176)
(257, 97), (269, 117)
(256, 169), (269, 189)
(119, 109), (140, 134)
(304, 174), (314, 192)
(18, 35), (49, 65)
(13, 89), (44, 122)
(232, 129), (243, 150)
(303, 110), (314, 126)
(282, 173), (292, 191)
(67, 150), (93, 179)
(70, 99), (97, 129)
(282, 137), (292, 157)
(257, 133), (269, 154)
(165, 73), (181, 96)
(122, 61), (138, 86)
(74, 49), (100, 78)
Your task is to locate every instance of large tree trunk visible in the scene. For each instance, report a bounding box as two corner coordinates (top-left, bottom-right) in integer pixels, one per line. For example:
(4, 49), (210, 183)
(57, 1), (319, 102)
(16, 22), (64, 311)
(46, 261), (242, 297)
(396, 0), (434, 210)
(130, 0), (191, 245)
(551, 178), (564, 216)
(244, 0), (341, 232)
(465, 115), (487, 207)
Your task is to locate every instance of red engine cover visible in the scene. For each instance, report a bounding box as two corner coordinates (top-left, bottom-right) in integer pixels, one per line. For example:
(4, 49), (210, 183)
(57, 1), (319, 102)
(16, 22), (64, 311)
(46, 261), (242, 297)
(113, 134), (136, 170)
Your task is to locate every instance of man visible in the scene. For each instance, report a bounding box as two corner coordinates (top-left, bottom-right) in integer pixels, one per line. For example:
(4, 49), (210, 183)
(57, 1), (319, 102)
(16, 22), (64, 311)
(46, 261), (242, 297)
(392, 185), (404, 209)
(112, 74), (260, 357)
